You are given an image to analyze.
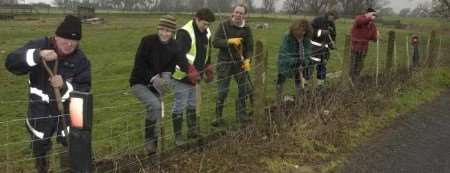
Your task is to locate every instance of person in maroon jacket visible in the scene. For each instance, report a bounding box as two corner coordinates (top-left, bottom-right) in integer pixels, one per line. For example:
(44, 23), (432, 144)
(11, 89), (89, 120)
(350, 8), (380, 81)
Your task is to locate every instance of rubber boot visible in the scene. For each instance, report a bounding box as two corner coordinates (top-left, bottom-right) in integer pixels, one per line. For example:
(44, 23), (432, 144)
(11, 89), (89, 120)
(35, 156), (49, 173)
(172, 113), (185, 146)
(144, 119), (157, 155)
(144, 119), (160, 169)
(212, 102), (226, 127)
(186, 109), (199, 139)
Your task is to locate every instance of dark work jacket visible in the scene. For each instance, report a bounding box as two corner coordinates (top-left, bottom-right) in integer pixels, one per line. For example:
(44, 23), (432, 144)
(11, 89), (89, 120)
(311, 15), (336, 45)
(5, 37), (91, 118)
(213, 19), (253, 62)
(129, 34), (189, 87)
(175, 20), (211, 84)
(311, 15), (337, 60)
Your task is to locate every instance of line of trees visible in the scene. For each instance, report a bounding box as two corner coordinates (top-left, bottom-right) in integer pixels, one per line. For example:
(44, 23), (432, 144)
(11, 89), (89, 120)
(282, 0), (389, 16)
(51, 0), (253, 12)
(399, 0), (449, 19)
(0, 0), (18, 4)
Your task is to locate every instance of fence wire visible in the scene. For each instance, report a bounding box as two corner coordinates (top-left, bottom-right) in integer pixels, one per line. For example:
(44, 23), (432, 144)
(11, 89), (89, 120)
(0, 19), (448, 173)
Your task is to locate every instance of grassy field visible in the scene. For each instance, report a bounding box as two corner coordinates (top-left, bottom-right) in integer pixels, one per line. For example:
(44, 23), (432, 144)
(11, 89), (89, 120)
(0, 13), (449, 172)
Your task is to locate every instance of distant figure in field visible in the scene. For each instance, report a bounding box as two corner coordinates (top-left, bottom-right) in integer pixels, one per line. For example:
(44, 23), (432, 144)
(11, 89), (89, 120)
(350, 8), (380, 81)
(276, 18), (312, 98)
(129, 15), (199, 166)
(5, 15), (91, 173)
(212, 4), (254, 128)
(307, 11), (339, 89)
(171, 8), (215, 146)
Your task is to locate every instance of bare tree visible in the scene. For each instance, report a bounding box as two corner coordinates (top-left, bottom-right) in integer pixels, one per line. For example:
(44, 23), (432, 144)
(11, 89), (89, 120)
(282, 0), (305, 15)
(399, 8), (411, 17)
(206, 0), (235, 13)
(282, 0), (341, 15)
(189, 0), (205, 11)
(378, 7), (395, 16)
(262, 0), (276, 13)
(0, 0), (18, 4)
(305, 0), (329, 14)
(337, 0), (389, 16)
(431, 0), (450, 18)
(241, 0), (254, 12)
(410, 2), (431, 17)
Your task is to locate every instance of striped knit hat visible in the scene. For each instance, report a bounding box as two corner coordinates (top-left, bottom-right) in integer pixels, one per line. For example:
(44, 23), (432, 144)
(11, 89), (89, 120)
(158, 15), (177, 32)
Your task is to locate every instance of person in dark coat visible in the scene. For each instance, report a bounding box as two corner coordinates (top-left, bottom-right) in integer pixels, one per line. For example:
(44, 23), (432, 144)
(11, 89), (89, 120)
(276, 18), (312, 98)
(129, 15), (199, 163)
(350, 8), (379, 81)
(212, 4), (254, 127)
(307, 11), (338, 88)
(5, 15), (91, 173)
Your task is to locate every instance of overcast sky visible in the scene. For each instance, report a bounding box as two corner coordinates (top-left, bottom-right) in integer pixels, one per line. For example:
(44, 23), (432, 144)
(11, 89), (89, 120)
(24, 0), (432, 13)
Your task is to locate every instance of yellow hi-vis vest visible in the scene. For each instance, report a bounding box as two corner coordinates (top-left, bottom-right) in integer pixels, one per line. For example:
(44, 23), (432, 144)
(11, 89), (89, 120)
(172, 20), (212, 80)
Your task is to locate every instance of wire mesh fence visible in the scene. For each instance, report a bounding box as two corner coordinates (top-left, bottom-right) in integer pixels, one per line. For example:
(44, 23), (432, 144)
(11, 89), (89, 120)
(0, 13), (449, 172)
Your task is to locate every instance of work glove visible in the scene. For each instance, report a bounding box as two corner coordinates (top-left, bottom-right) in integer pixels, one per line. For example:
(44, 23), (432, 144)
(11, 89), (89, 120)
(204, 64), (214, 83)
(227, 38), (243, 47)
(187, 65), (201, 85)
(150, 72), (171, 95)
(241, 59), (251, 71)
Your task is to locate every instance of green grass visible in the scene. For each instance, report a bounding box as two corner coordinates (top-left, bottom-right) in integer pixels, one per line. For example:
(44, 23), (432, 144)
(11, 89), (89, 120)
(0, 13), (449, 172)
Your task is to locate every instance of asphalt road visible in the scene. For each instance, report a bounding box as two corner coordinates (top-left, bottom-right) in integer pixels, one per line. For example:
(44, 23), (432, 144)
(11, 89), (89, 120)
(339, 89), (450, 173)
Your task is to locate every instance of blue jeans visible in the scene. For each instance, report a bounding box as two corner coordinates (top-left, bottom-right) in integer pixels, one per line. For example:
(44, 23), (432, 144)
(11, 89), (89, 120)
(131, 84), (162, 122)
(171, 80), (196, 114)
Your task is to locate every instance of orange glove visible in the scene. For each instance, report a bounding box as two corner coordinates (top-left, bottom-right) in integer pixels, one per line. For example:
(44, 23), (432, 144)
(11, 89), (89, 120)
(187, 65), (201, 85)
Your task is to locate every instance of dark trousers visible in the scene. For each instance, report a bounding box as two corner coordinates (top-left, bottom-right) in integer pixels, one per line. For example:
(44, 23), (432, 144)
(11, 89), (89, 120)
(276, 72), (302, 89)
(26, 102), (68, 158)
(276, 66), (306, 98)
(350, 50), (367, 80)
(216, 60), (250, 122)
(304, 62), (327, 80)
(306, 46), (330, 80)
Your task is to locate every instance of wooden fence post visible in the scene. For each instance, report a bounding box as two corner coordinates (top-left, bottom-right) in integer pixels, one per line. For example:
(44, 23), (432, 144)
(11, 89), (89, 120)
(406, 36), (410, 72)
(341, 34), (352, 88)
(385, 31), (395, 74)
(437, 37), (442, 64)
(426, 30), (437, 68)
(253, 40), (266, 128)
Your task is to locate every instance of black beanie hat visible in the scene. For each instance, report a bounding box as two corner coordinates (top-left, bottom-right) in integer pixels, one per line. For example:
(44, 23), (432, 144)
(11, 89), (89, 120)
(367, 8), (376, 13)
(55, 15), (82, 40)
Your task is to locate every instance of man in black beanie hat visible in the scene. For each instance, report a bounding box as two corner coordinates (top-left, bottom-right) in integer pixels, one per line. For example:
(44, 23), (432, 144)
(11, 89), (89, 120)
(5, 15), (91, 173)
